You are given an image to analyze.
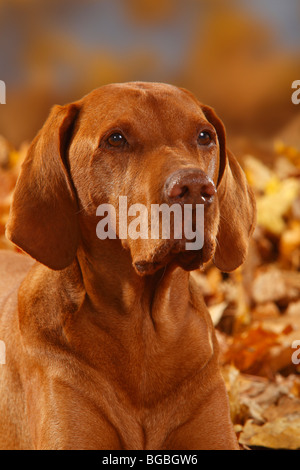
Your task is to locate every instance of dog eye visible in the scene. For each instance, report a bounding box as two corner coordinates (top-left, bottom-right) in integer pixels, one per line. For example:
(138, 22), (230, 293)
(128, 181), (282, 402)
(198, 131), (212, 146)
(107, 133), (126, 147)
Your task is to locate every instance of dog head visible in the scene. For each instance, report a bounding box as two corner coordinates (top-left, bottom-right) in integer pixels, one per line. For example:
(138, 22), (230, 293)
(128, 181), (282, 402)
(6, 82), (256, 275)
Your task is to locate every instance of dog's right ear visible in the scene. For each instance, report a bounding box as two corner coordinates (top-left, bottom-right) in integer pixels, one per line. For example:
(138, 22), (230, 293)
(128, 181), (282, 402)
(6, 103), (80, 270)
(201, 104), (256, 272)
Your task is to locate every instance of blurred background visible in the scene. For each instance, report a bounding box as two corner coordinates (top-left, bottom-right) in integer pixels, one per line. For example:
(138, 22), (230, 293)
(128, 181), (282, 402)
(0, 0), (299, 148)
(1, 0), (300, 449)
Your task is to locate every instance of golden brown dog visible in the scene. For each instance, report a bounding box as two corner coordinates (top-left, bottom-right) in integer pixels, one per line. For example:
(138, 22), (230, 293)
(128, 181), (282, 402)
(0, 82), (255, 450)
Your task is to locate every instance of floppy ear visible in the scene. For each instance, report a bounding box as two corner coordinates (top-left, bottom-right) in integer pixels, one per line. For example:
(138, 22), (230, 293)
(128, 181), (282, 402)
(6, 103), (80, 270)
(201, 105), (256, 272)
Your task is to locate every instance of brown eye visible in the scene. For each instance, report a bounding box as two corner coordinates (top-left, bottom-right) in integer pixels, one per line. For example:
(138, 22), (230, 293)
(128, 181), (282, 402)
(198, 131), (212, 146)
(107, 133), (126, 147)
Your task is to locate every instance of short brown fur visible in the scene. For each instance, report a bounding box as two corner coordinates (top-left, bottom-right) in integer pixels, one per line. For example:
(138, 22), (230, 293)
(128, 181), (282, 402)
(0, 82), (255, 449)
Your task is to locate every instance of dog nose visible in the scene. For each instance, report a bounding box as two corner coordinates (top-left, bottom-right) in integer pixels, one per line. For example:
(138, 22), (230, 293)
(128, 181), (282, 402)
(164, 168), (216, 205)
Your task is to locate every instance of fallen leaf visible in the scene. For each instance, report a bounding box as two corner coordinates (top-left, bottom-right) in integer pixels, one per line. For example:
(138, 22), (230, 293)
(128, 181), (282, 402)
(252, 268), (300, 304)
(239, 415), (300, 449)
(208, 301), (228, 326)
(256, 178), (299, 235)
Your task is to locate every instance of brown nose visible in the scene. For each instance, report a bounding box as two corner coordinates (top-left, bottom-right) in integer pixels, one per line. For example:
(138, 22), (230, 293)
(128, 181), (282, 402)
(164, 168), (216, 205)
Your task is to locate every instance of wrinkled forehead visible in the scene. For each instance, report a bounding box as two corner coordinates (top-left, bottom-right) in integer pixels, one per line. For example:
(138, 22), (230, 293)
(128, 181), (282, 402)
(77, 82), (208, 139)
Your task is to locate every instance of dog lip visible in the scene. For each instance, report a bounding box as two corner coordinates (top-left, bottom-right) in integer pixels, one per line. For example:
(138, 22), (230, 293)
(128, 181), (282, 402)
(133, 233), (217, 275)
(134, 238), (204, 275)
(134, 260), (152, 273)
(134, 259), (164, 275)
(176, 251), (203, 271)
(134, 250), (203, 275)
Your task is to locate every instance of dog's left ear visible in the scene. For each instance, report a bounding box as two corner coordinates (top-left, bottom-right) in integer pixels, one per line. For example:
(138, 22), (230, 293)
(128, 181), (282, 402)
(6, 103), (80, 270)
(201, 105), (256, 272)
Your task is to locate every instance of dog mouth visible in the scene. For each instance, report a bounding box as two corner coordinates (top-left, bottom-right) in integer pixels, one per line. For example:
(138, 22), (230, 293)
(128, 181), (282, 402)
(134, 237), (215, 275)
(176, 251), (204, 271)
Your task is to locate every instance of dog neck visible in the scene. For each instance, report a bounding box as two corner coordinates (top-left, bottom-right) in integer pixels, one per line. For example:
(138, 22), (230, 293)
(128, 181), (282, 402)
(75, 237), (190, 327)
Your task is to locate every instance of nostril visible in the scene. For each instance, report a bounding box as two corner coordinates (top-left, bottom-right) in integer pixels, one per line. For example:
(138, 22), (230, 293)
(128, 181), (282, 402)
(201, 183), (216, 197)
(178, 185), (188, 198)
(167, 183), (188, 199)
(201, 183), (217, 202)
